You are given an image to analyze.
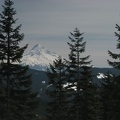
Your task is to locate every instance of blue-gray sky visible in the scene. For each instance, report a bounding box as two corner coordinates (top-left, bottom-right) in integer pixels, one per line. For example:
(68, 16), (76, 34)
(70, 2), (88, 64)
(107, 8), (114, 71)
(0, 0), (120, 67)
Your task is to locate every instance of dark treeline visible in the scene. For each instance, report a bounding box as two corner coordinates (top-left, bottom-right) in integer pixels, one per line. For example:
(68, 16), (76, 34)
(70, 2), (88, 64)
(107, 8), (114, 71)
(0, 0), (120, 120)
(0, 0), (39, 120)
(46, 26), (120, 120)
(46, 28), (98, 120)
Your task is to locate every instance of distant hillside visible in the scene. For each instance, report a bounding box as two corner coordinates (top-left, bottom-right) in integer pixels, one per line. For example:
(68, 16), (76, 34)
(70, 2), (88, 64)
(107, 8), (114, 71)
(28, 67), (120, 98)
(28, 67), (120, 117)
(92, 67), (119, 84)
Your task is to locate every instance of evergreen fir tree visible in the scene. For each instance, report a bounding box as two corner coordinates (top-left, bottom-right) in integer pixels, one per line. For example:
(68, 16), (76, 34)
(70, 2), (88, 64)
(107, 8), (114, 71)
(46, 56), (68, 120)
(0, 0), (38, 119)
(100, 73), (115, 120)
(66, 28), (97, 120)
(108, 24), (120, 68)
(107, 24), (120, 120)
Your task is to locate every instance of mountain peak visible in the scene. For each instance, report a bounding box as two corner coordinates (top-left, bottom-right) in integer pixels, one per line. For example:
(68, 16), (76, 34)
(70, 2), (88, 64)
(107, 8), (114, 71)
(28, 44), (56, 56)
(21, 44), (59, 71)
(31, 44), (45, 51)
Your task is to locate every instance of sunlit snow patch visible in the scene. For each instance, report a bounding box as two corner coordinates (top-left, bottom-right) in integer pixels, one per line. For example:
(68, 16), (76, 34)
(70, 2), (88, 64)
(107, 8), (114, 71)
(97, 73), (107, 79)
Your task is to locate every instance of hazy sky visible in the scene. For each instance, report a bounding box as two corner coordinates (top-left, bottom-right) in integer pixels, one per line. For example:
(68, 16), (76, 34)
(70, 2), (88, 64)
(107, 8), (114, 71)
(0, 0), (120, 67)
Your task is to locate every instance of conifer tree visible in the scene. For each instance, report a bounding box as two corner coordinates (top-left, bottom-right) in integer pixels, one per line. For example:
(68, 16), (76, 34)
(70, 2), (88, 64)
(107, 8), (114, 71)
(0, 0), (38, 119)
(66, 28), (97, 120)
(100, 73), (115, 120)
(107, 24), (120, 120)
(46, 56), (68, 120)
(108, 24), (120, 68)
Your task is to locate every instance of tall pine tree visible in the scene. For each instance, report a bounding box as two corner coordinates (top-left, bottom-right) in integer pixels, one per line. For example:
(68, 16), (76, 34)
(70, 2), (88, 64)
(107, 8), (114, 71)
(100, 73), (115, 120)
(66, 28), (97, 120)
(0, 0), (38, 119)
(46, 56), (68, 120)
(107, 24), (120, 120)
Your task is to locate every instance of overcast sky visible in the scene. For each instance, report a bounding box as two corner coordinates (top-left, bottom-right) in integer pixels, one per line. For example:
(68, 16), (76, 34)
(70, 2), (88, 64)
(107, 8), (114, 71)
(0, 0), (120, 67)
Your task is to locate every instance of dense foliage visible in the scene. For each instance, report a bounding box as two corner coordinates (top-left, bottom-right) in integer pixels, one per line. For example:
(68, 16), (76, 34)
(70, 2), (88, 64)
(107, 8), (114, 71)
(46, 56), (68, 120)
(1, 0), (120, 120)
(105, 24), (120, 120)
(46, 28), (98, 120)
(0, 0), (38, 120)
(66, 28), (97, 120)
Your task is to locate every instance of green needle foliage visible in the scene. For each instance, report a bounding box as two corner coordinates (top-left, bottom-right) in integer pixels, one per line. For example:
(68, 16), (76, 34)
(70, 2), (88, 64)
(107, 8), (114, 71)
(108, 24), (120, 68)
(100, 73), (115, 120)
(107, 24), (120, 120)
(66, 28), (97, 120)
(0, 0), (38, 119)
(46, 56), (68, 120)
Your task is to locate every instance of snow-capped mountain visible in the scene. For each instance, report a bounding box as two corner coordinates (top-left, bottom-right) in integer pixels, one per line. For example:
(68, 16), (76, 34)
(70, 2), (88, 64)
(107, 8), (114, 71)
(21, 44), (59, 71)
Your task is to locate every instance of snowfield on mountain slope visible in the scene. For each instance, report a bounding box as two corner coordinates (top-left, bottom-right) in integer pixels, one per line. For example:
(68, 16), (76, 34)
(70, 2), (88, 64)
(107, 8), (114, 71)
(21, 44), (59, 71)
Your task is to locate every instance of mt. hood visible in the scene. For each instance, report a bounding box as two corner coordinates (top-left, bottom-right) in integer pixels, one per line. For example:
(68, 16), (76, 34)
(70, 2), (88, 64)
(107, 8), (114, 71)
(21, 44), (59, 71)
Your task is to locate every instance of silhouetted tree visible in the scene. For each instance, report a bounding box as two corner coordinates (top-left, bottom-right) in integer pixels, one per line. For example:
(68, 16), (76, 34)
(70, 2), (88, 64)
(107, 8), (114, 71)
(0, 0), (38, 119)
(108, 24), (120, 68)
(107, 24), (120, 120)
(99, 73), (115, 120)
(66, 28), (97, 120)
(46, 56), (68, 120)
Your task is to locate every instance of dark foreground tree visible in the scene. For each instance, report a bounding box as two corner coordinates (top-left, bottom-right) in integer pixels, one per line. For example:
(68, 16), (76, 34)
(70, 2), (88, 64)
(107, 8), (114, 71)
(0, 0), (38, 119)
(46, 56), (68, 120)
(66, 28), (97, 120)
(99, 73), (115, 120)
(107, 24), (120, 120)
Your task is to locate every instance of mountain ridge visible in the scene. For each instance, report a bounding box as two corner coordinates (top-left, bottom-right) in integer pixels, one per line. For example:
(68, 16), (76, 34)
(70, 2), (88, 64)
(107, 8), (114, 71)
(21, 44), (59, 71)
